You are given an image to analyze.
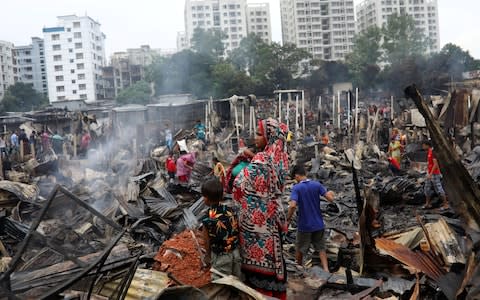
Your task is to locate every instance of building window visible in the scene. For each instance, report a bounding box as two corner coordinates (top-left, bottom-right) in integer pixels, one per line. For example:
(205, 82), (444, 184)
(51, 34), (60, 41)
(55, 75), (64, 82)
(79, 84), (86, 90)
(52, 44), (61, 51)
(78, 74), (85, 80)
(77, 63), (85, 70)
(73, 90), (77, 94)
(68, 38), (72, 42)
(53, 55), (62, 61)
(56, 86), (65, 92)
(76, 53), (84, 59)
(75, 43), (83, 49)
(80, 94), (87, 99)
(71, 69), (75, 74)
(73, 21), (81, 28)
(57, 96), (66, 100)
(69, 49), (73, 53)
(54, 65), (63, 71)
(74, 32), (82, 38)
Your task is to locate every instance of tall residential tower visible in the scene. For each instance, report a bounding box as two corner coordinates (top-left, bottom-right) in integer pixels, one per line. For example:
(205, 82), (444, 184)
(14, 37), (48, 97)
(356, 0), (440, 52)
(43, 15), (106, 103)
(280, 0), (356, 61)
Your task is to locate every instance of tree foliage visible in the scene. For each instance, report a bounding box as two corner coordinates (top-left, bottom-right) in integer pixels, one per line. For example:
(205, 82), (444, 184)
(191, 28), (227, 59)
(382, 13), (429, 64)
(116, 80), (151, 105)
(1, 82), (48, 113)
(346, 26), (382, 89)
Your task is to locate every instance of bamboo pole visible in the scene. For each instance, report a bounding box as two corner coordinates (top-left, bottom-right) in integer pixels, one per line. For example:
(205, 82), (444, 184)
(355, 88), (359, 142)
(278, 93), (282, 123)
(20, 141), (24, 161)
(337, 91), (341, 129)
(302, 90), (306, 134)
(332, 95), (336, 129)
(30, 143), (35, 160)
(241, 102), (245, 130)
(391, 95), (394, 120)
(73, 135), (77, 158)
(318, 96), (322, 126)
(295, 94), (299, 135)
(234, 104), (240, 143)
(286, 93), (291, 130)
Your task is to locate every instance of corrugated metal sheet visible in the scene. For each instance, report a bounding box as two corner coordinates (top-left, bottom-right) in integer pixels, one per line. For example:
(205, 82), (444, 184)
(101, 268), (169, 300)
(375, 238), (446, 281)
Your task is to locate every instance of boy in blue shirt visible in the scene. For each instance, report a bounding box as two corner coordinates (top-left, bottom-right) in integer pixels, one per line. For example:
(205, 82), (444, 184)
(287, 164), (335, 272)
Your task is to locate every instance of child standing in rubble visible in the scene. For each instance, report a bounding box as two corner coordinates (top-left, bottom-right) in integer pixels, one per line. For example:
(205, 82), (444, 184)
(165, 152), (176, 183)
(201, 179), (241, 278)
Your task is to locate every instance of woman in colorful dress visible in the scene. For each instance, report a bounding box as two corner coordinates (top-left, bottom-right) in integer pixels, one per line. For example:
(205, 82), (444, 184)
(232, 118), (289, 300)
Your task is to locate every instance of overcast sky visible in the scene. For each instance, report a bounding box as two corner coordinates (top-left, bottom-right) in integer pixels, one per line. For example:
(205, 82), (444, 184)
(1, 0), (479, 59)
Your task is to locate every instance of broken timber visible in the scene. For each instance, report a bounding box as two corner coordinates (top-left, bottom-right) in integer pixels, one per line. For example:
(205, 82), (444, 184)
(405, 85), (480, 228)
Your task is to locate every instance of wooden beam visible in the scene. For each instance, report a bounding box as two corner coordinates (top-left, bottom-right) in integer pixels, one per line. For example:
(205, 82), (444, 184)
(405, 85), (480, 229)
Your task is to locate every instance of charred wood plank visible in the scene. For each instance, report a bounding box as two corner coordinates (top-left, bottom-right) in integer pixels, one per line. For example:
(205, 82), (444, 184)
(405, 85), (480, 228)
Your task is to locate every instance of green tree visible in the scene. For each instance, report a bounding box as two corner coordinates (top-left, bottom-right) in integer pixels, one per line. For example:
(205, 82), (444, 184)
(346, 26), (382, 89)
(116, 80), (151, 105)
(211, 63), (253, 98)
(1, 82), (48, 113)
(191, 28), (227, 59)
(382, 13), (429, 64)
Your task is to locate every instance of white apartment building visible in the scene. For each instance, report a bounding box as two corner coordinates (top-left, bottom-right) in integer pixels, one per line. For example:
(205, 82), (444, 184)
(0, 41), (15, 100)
(246, 3), (272, 43)
(356, 0), (440, 52)
(280, 0), (356, 61)
(43, 15), (106, 104)
(184, 0), (248, 53)
(14, 37), (48, 97)
(184, 0), (272, 53)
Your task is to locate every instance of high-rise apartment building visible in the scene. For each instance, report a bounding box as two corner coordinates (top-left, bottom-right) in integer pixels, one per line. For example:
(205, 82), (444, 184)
(43, 15), (106, 103)
(0, 41), (15, 100)
(356, 0), (440, 52)
(280, 0), (356, 61)
(13, 37), (48, 97)
(185, 0), (248, 52)
(184, 0), (272, 53)
(246, 3), (272, 44)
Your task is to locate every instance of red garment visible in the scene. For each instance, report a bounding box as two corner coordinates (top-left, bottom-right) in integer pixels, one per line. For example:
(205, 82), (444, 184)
(166, 157), (176, 173)
(178, 175), (188, 183)
(427, 148), (441, 175)
(81, 133), (91, 149)
(388, 157), (400, 170)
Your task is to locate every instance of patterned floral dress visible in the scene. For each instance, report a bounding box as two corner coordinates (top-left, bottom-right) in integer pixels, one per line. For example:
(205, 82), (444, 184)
(232, 118), (289, 296)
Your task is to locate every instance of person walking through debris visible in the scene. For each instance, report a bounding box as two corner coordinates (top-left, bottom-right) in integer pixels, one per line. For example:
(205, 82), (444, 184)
(165, 152), (176, 183)
(194, 120), (206, 144)
(176, 150), (196, 184)
(19, 129), (29, 154)
(287, 164), (335, 272)
(79, 130), (91, 157)
(165, 124), (173, 151)
(388, 135), (402, 166)
(0, 135), (6, 159)
(232, 118), (289, 300)
(41, 130), (50, 152)
(211, 157), (225, 186)
(201, 179), (241, 278)
(10, 131), (19, 154)
(52, 131), (64, 155)
(422, 141), (449, 210)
